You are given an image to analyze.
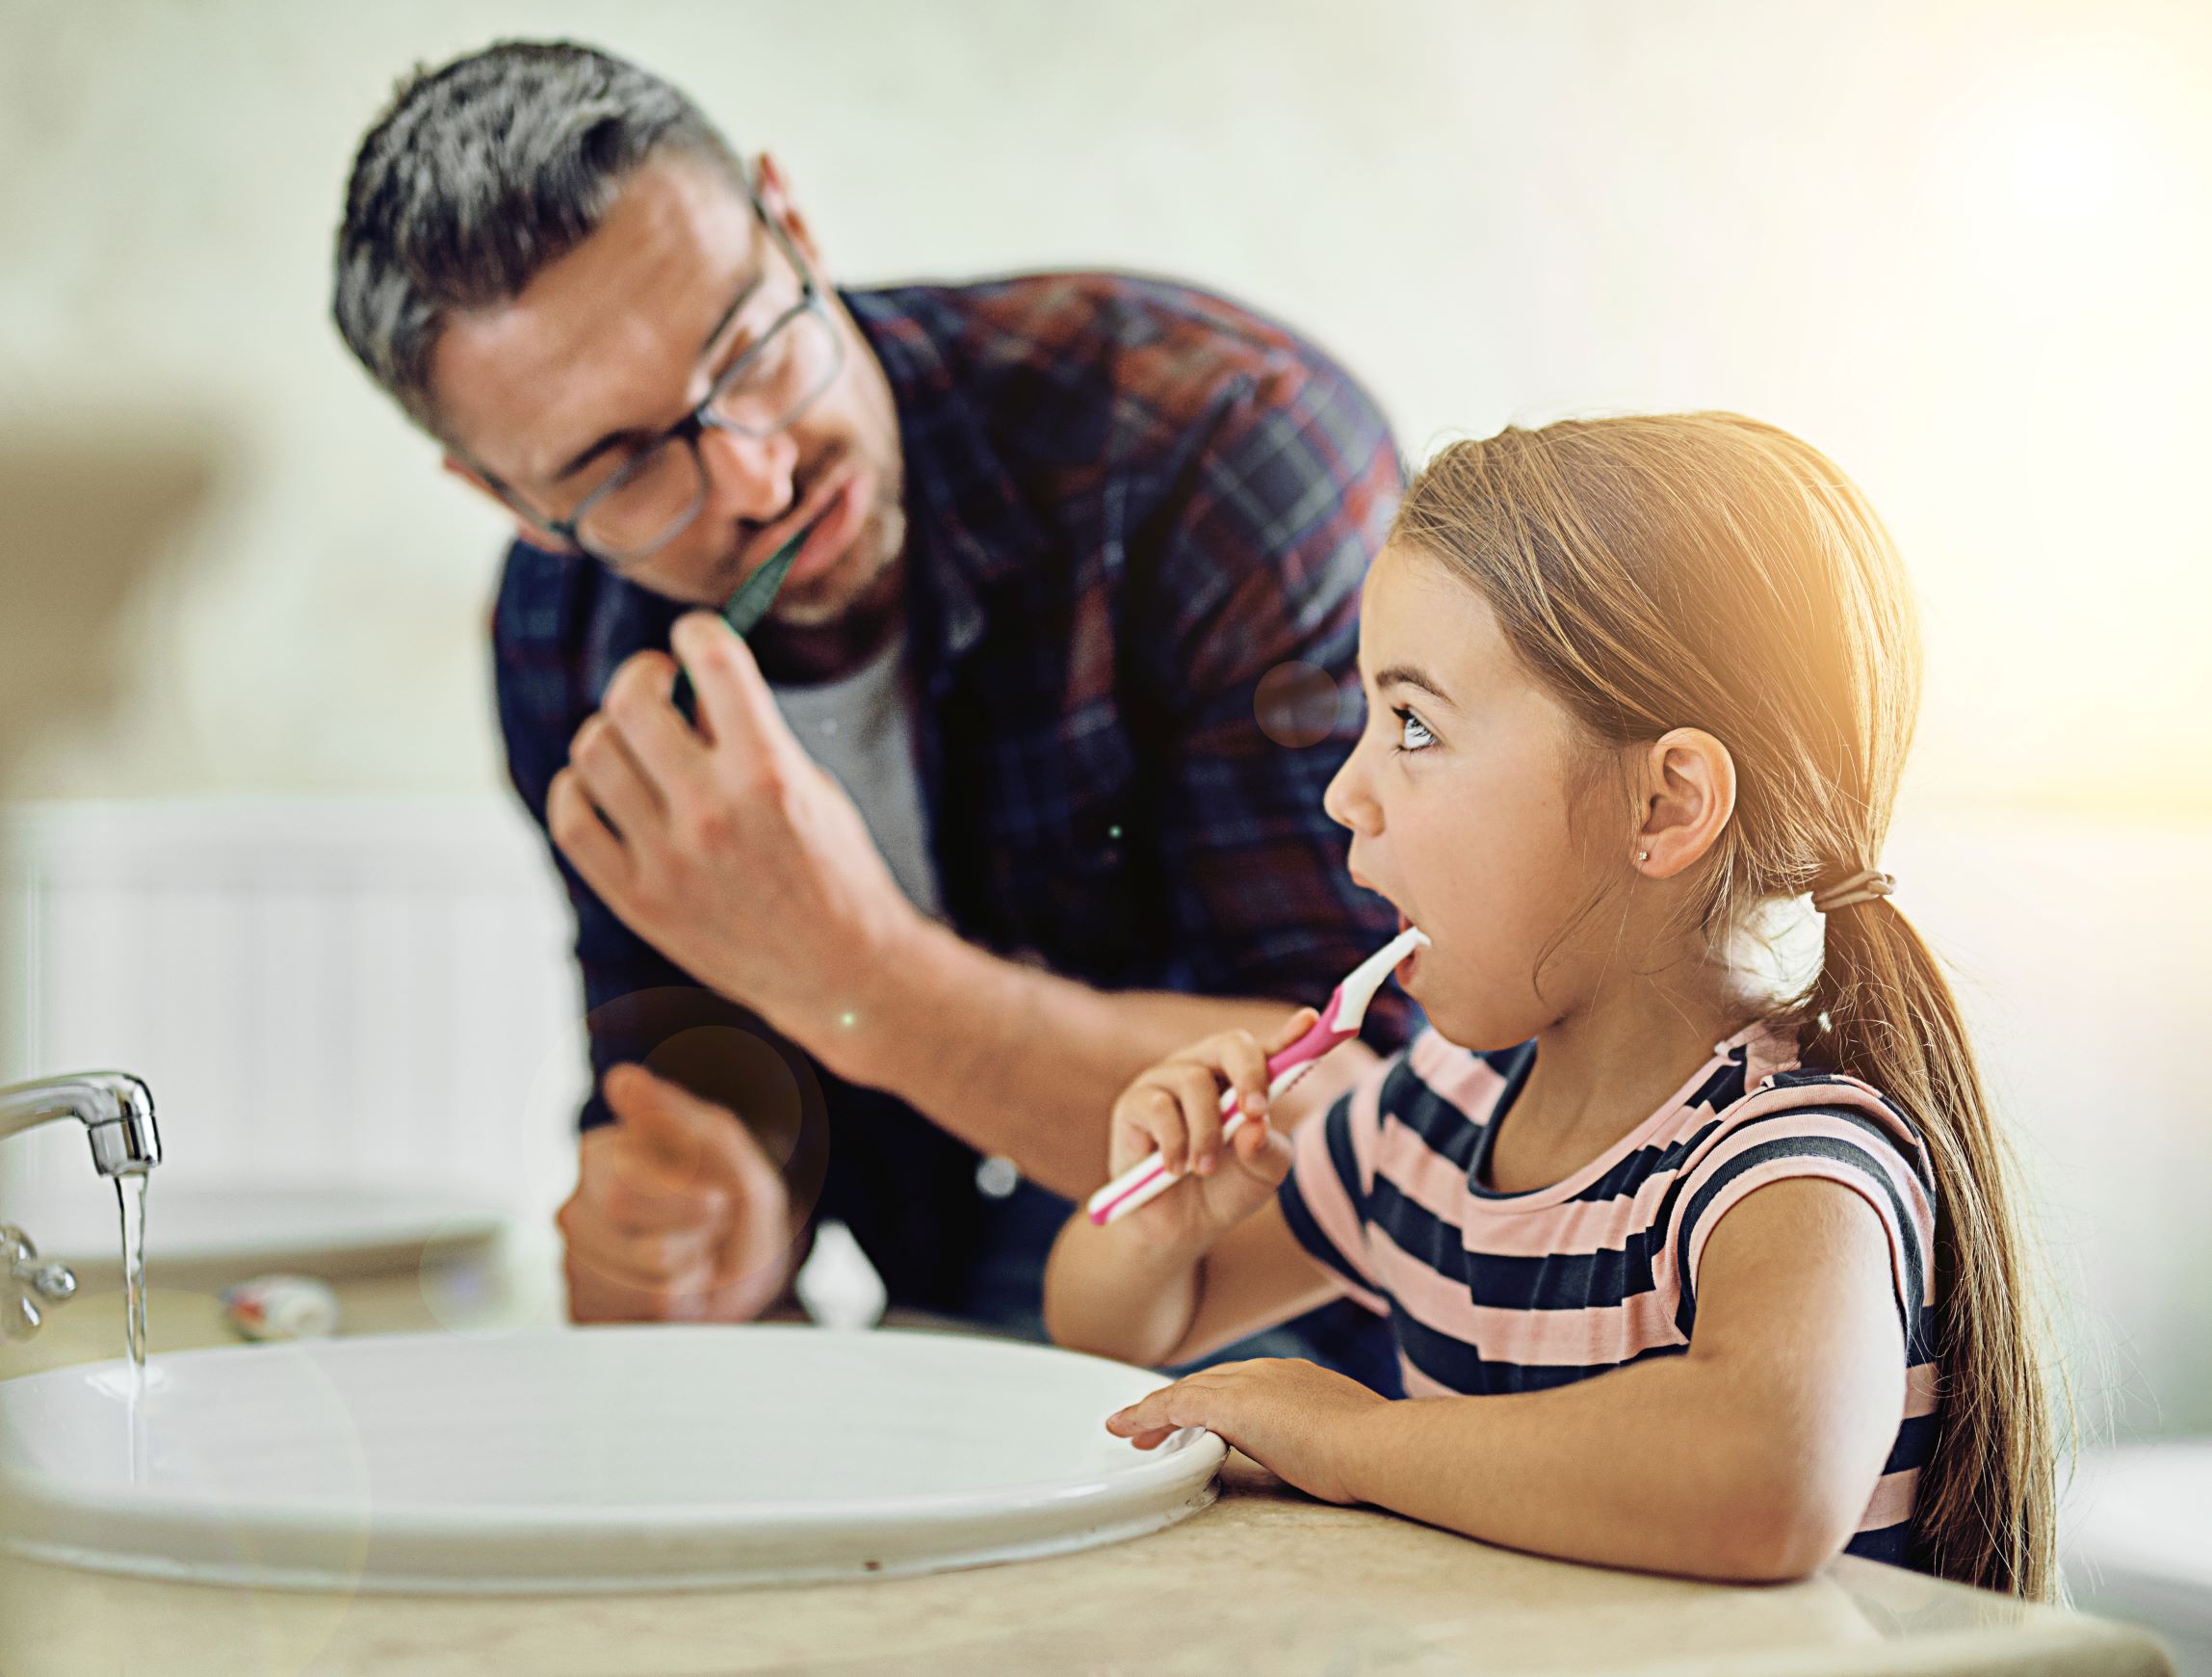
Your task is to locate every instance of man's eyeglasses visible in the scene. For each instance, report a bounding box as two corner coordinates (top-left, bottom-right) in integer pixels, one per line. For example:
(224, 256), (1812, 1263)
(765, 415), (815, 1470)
(489, 184), (846, 570)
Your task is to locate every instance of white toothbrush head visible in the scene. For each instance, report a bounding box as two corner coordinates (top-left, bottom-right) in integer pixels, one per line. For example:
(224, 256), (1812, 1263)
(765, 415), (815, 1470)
(1325, 926), (1428, 1033)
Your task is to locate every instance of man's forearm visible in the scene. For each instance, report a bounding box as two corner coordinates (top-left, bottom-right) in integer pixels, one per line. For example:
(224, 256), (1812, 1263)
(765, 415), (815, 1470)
(814, 915), (1375, 1200)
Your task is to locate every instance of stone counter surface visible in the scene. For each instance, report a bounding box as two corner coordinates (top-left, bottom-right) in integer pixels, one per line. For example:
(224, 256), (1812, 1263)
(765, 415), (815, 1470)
(0, 1269), (2174, 1677)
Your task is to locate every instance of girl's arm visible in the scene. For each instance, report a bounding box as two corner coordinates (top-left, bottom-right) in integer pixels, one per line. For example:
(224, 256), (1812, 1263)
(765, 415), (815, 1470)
(1044, 1009), (1350, 1367)
(1108, 1176), (1908, 1583)
(1045, 1194), (1342, 1368)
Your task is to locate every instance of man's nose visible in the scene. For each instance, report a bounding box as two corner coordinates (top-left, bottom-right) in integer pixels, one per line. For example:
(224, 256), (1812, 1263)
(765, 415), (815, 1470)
(697, 425), (799, 523)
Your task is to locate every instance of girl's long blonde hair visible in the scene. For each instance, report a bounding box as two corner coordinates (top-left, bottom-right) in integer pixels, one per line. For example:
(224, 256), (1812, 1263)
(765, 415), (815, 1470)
(1394, 413), (2056, 1597)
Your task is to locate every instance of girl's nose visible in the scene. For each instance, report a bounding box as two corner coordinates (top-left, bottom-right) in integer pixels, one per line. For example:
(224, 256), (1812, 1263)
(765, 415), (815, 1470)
(698, 425), (799, 524)
(1323, 737), (1382, 836)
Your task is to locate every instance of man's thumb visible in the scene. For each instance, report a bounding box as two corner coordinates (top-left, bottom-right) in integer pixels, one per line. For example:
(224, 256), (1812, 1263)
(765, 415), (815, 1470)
(604, 1063), (776, 1195)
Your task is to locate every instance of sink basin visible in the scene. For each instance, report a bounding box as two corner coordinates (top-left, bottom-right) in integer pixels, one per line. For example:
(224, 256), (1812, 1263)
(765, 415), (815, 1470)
(0, 1325), (1224, 1592)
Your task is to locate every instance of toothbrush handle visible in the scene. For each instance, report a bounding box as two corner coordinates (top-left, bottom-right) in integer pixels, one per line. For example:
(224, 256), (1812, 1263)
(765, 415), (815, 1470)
(1084, 1017), (1345, 1226)
(1251, 1007), (1347, 1087)
(1081, 929), (1422, 1227)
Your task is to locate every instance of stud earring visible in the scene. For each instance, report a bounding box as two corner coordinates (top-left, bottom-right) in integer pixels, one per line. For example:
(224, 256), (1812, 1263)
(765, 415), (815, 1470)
(1637, 851), (1650, 863)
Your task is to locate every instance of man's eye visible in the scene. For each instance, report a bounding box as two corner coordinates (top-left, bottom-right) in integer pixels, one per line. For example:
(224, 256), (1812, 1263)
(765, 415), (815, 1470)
(1392, 706), (1435, 753)
(715, 334), (761, 380)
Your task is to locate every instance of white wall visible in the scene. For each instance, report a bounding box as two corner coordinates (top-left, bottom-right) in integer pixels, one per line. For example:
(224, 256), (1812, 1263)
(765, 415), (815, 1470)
(2, 0), (2207, 809)
(0, 799), (586, 1230)
(2, 3), (2208, 1441)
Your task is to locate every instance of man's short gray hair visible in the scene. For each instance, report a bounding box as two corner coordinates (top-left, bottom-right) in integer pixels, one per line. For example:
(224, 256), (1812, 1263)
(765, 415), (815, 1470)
(332, 40), (744, 435)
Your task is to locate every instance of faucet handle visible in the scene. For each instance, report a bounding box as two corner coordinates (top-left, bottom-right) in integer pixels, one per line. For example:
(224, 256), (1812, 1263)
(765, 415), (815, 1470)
(2, 1225), (77, 1341)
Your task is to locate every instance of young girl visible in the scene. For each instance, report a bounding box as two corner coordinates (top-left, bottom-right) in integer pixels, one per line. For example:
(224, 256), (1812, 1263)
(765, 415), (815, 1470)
(1044, 413), (2055, 1596)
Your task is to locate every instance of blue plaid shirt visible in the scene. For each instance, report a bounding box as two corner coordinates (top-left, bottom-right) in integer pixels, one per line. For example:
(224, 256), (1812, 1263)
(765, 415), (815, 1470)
(493, 273), (1412, 1368)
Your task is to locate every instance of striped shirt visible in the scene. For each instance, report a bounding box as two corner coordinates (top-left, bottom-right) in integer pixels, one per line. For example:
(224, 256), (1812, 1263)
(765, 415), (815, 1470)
(1278, 1023), (1941, 1568)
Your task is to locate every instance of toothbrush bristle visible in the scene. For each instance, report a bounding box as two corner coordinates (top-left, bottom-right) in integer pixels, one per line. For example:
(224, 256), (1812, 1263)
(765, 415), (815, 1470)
(1333, 928), (1426, 1029)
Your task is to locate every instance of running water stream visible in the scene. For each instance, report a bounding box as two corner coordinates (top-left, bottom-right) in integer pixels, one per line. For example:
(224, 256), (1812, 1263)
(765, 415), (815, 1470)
(117, 1171), (149, 1479)
(117, 1172), (148, 1370)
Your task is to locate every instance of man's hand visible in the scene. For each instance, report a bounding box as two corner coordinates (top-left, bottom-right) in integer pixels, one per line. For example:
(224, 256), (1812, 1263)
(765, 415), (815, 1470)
(545, 612), (920, 1067)
(557, 1062), (797, 1323)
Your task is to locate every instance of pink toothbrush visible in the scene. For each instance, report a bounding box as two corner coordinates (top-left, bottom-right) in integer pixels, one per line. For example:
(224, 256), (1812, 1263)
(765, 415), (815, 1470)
(1084, 926), (1429, 1226)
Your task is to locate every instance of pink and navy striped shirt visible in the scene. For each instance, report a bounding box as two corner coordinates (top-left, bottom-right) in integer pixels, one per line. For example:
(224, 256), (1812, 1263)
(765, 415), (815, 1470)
(1278, 1022), (1941, 1568)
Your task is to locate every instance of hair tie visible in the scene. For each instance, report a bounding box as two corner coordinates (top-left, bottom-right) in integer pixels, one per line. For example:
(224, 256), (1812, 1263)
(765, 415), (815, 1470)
(1811, 867), (1895, 914)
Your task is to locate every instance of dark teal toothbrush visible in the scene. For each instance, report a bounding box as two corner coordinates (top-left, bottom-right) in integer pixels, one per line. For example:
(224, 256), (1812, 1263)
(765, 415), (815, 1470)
(671, 523), (810, 726)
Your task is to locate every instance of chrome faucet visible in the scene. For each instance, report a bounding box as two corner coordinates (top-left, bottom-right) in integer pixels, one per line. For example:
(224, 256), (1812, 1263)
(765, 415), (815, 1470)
(0, 1071), (160, 1340)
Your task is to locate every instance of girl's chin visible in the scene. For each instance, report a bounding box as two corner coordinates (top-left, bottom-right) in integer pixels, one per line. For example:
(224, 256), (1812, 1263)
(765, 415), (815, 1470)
(1408, 986), (1528, 1056)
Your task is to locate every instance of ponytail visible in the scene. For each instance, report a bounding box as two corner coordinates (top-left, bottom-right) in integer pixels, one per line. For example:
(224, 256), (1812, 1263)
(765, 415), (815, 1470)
(1803, 893), (2058, 1598)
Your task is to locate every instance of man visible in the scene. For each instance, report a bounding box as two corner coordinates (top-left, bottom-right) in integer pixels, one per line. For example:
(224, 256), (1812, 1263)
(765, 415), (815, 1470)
(333, 39), (1411, 1380)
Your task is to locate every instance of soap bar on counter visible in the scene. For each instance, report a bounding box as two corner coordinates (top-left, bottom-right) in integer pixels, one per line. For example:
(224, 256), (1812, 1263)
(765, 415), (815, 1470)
(220, 1273), (341, 1341)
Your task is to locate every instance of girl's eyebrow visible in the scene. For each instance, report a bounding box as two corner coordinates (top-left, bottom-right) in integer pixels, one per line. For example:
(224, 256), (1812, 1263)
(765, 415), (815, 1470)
(1374, 662), (1456, 706)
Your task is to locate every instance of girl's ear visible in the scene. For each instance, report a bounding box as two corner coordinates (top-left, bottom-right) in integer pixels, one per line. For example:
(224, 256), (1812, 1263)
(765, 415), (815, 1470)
(1631, 728), (1736, 878)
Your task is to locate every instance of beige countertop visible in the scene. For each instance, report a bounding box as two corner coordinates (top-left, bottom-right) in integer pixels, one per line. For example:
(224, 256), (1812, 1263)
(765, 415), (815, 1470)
(0, 1258), (2175, 1677)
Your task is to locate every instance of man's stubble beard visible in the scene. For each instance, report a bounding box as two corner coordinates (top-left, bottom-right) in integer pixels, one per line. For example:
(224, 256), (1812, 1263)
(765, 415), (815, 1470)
(768, 492), (908, 631)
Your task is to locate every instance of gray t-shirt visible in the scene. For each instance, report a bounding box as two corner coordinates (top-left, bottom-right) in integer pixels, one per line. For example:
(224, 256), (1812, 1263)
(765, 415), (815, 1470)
(769, 631), (944, 921)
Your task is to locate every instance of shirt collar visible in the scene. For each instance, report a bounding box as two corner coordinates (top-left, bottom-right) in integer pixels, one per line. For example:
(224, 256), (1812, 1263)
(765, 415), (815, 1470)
(846, 286), (1049, 670)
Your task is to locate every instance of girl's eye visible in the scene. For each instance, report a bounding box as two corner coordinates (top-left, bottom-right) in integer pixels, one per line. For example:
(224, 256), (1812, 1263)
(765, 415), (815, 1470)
(1392, 706), (1435, 754)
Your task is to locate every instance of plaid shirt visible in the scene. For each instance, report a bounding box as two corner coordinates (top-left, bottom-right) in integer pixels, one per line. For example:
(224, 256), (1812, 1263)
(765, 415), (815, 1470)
(493, 273), (1413, 1341)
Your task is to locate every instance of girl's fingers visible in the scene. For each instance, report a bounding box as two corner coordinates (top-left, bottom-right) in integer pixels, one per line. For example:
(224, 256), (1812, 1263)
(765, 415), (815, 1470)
(1116, 1083), (1189, 1176)
(1217, 1029), (1272, 1126)
(1230, 1116), (1274, 1165)
(1107, 1007), (1323, 1185)
(1267, 1006), (1320, 1056)
(1166, 1061), (1225, 1175)
(1106, 1376), (1225, 1443)
(1105, 1384), (1181, 1437)
(1231, 1124), (1294, 1191)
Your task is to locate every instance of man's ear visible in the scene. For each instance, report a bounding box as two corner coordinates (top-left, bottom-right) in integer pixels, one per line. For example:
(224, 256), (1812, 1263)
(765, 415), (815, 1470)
(752, 151), (825, 275)
(1631, 727), (1737, 878)
(441, 452), (572, 553)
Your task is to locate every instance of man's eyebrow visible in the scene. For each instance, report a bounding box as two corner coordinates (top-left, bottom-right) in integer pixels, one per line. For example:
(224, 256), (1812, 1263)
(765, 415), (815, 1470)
(693, 264), (767, 358)
(1373, 663), (1457, 705)
(549, 264), (769, 484)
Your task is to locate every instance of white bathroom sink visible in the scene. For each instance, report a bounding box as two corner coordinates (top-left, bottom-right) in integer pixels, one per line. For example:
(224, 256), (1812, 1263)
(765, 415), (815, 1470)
(0, 1325), (1224, 1592)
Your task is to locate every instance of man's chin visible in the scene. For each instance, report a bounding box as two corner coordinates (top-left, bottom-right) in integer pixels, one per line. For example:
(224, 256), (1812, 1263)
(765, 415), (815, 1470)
(762, 594), (846, 631)
(779, 536), (903, 629)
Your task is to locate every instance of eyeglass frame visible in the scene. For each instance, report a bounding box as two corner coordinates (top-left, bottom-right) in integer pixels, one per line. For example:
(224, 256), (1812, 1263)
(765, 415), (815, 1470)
(468, 174), (846, 569)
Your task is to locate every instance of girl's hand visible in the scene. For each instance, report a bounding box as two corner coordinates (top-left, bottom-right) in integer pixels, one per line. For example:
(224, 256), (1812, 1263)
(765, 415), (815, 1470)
(1106, 1008), (1315, 1248)
(1105, 1357), (1387, 1505)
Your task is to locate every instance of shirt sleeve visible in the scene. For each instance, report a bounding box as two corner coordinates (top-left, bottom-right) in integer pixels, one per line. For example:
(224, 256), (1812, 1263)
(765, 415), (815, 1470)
(1136, 350), (1415, 1055)
(1275, 1050), (1398, 1315)
(1671, 1090), (1938, 1342)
